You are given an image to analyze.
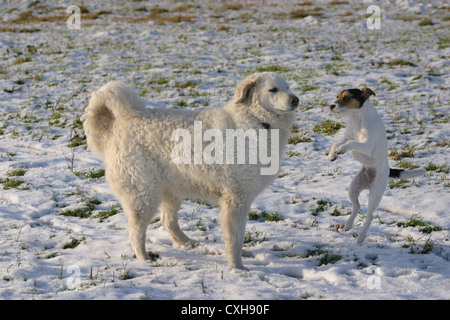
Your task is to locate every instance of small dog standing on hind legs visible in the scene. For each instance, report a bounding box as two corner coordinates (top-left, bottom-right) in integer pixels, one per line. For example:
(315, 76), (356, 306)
(328, 88), (425, 244)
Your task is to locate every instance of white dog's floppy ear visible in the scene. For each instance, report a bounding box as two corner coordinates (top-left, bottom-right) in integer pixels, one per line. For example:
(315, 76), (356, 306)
(235, 75), (258, 105)
(362, 88), (376, 99)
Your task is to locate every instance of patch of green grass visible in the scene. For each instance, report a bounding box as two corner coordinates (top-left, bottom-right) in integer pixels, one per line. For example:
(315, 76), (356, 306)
(262, 211), (284, 222)
(44, 252), (59, 259)
(149, 77), (169, 85)
(248, 211), (259, 221)
(63, 237), (85, 249)
(403, 235), (434, 254)
(435, 139), (449, 148)
(148, 251), (160, 261)
(119, 270), (135, 280)
(194, 219), (207, 232)
(290, 8), (324, 19)
(313, 120), (344, 135)
(13, 56), (32, 65)
(330, 207), (349, 216)
(244, 228), (267, 245)
(286, 150), (301, 158)
(418, 19), (434, 26)
(175, 100), (188, 107)
(74, 168), (105, 179)
(301, 247), (342, 266)
(388, 179), (412, 189)
(385, 59), (417, 67)
(380, 77), (399, 91)
(223, 3), (243, 10)
(311, 199), (332, 216)
(318, 251), (342, 266)
(248, 210), (284, 222)
(397, 215), (442, 234)
(7, 166), (28, 177)
(330, 0), (349, 4)
(71, 117), (84, 130)
(59, 206), (92, 218)
(174, 80), (197, 89)
(302, 84), (319, 92)
(396, 160), (420, 170)
(425, 162), (448, 174)
(1, 178), (27, 190)
(68, 131), (86, 148)
(252, 64), (292, 74)
(388, 144), (416, 160)
(49, 112), (67, 128)
(96, 205), (119, 222)
(288, 131), (312, 144)
(59, 196), (101, 219)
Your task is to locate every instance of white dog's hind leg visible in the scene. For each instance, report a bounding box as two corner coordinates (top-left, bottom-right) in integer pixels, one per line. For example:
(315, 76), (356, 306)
(356, 175), (386, 244)
(160, 194), (198, 248)
(122, 198), (159, 260)
(106, 157), (162, 260)
(219, 194), (250, 269)
(345, 169), (368, 231)
(128, 216), (150, 260)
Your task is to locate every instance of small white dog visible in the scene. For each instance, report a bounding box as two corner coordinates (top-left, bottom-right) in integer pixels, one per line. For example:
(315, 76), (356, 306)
(328, 88), (425, 244)
(82, 72), (299, 269)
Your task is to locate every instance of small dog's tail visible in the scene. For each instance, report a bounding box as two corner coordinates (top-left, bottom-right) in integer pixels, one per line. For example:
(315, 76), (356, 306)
(81, 81), (146, 159)
(389, 168), (426, 179)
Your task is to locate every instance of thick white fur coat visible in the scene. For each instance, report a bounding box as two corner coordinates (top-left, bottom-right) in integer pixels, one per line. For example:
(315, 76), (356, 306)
(82, 73), (298, 268)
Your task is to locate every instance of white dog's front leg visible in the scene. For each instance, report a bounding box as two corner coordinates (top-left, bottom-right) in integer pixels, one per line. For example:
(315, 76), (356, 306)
(329, 140), (347, 161)
(335, 140), (373, 157)
(218, 195), (250, 270)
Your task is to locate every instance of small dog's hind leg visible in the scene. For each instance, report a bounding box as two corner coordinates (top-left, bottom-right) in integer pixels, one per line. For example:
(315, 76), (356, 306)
(160, 194), (198, 248)
(345, 169), (368, 231)
(356, 174), (386, 244)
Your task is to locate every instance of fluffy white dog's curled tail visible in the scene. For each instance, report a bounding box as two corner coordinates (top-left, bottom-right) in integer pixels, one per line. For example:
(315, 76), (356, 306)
(81, 81), (146, 159)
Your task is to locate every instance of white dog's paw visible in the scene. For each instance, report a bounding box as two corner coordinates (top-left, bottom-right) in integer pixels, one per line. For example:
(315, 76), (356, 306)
(328, 152), (338, 162)
(181, 239), (199, 248)
(335, 145), (346, 155)
(356, 235), (365, 245)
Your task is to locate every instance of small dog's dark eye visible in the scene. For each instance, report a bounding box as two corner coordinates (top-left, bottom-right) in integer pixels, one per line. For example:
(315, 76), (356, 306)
(344, 96), (351, 102)
(269, 88), (278, 93)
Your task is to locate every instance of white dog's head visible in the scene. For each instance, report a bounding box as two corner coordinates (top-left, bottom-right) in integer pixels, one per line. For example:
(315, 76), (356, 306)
(329, 88), (376, 116)
(234, 72), (299, 114)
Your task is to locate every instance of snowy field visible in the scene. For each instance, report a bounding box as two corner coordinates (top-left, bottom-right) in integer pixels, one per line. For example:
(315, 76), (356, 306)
(0, 0), (449, 300)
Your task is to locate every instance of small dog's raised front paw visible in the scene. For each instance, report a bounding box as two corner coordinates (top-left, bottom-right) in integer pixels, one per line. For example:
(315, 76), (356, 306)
(328, 152), (338, 162)
(335, 145), (346, 155)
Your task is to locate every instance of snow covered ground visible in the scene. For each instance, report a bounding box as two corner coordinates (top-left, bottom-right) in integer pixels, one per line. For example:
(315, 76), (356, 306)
(0, 0), (449, 300)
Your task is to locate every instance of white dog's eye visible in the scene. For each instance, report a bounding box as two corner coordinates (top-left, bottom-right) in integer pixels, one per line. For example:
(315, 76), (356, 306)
(269, 88), (278, 93)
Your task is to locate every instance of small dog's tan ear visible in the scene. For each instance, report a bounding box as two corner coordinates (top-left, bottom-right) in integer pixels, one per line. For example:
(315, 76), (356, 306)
(235, 75), (258, 105)
(362, 88), (376, 99)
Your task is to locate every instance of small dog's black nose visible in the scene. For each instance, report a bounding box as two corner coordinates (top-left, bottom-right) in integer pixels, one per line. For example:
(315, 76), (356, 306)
(330, 104), (336, 110)
(290, 95), (299, 109)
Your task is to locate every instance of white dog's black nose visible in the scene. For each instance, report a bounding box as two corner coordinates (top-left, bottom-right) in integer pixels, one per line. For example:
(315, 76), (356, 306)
(330, 104), (336, 110)
(290, 95), (299, 109)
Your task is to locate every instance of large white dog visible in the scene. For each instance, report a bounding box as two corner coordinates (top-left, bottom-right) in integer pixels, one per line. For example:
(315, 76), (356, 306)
(82, 72), (299, 269)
